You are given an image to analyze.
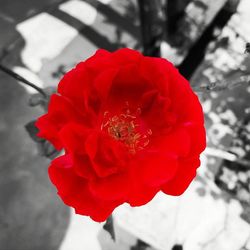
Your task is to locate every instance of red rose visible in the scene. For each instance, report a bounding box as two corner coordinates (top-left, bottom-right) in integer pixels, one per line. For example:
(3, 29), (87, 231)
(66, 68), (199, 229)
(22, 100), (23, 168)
(36, 48), (206, 222)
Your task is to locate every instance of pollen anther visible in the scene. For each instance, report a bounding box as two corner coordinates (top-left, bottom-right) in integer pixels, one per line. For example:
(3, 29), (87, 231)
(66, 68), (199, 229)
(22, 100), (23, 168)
(101, 106), (151, 153)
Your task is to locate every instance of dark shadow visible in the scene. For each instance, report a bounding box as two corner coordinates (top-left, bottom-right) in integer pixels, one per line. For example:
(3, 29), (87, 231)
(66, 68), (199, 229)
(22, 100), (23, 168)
(0, 0), (67, 24)
(178, 2), (240, 79)
(172, 244), (183, 250)
(83, 0), (140, 39)
(51, 8), (120, 51)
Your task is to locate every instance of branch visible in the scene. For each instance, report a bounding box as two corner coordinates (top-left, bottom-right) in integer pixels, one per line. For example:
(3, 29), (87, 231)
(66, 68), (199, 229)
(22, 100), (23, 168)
(204, 147), (250, 169)
(0, 64), (47, 98)
(192, 74), (250, 93)
(137, 0), (165, 57)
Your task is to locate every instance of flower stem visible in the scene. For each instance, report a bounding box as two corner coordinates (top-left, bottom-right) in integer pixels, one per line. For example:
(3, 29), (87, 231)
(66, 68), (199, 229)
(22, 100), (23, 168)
(0, 64), (47, 98)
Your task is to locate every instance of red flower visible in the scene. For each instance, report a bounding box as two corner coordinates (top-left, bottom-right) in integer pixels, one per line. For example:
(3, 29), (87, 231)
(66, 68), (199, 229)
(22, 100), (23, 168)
(36, 48), (206, 222)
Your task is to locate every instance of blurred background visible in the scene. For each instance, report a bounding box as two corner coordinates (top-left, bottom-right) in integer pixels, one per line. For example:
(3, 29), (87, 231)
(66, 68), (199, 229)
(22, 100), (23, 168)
(0, 0), (250, 249)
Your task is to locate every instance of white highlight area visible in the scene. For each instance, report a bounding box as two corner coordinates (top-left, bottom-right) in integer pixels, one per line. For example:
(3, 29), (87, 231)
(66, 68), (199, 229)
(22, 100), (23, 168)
(98, 0), (113, 4)
(13, 66), (44, 93)
(17, 13), (77, 72)
(59, 0), (97, 25)
(60, 210), (102, 250)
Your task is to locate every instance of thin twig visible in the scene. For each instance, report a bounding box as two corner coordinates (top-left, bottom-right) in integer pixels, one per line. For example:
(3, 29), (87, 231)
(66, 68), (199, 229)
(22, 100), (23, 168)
(0, 64), (47, 98)
(204, 147), (250, 168)
(192, 73), (250, 93)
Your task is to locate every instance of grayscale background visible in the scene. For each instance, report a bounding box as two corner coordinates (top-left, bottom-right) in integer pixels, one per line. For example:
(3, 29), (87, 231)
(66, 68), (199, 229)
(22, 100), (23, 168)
(0, 0), (250, 250)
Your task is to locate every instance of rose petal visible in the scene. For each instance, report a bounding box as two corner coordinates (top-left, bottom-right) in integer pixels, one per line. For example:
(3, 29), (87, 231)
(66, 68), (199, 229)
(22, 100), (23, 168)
(36, 94), (83, 149)
(134, 151), (178, 187)
(49, 154), (83, 196)
(152, 126), (191, 158)
(128, 160), (159, 206)
(85, 132), (128, 178)
(59, 123), (90, 154)
(105, 64), (152, 112)
(85, 49), (115, 75)
(93, 67), (119, 102)
(89, 173), (129, 201)
(183, 122), (206, 155)
(111, 48), (142, 65)
(36, 114), (62, 150)
(161, 156), (200, 196)
(49, 154), (122, 222)
(58, 66), (90, 106)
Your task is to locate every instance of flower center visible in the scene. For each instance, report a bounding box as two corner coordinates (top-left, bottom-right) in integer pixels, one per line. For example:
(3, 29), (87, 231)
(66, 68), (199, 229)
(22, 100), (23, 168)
(101, 104), (152, 154)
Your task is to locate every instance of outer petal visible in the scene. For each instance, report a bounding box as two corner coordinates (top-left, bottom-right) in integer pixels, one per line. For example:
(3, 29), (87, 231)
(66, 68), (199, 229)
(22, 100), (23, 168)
(85, 48), (142, 75)
(128, 159), (159, 206)
(89, 172), (129, 201)
(58, 65), (89, 106)
(161, 156), (201, 196)
(151, 126), (191, 158)
(35, 114), (62, 150)
(134, 151), (178, 187)
(128, 183), (158, 207)
(36, 94), (84, 150)
(49, 154), (78, 196)
(111, 48), (142, 65)
(93, 67), (119, 102)
(59, 123), (96, 179)
(141, 57), (204, 124)
(85, 49), (115, 75)
(49, 154), (122, 222)
(58, 64), (100, 120)
(183, 122), (206, 156)
(59, 123), (90, 154)
(167, 64), (204, 124)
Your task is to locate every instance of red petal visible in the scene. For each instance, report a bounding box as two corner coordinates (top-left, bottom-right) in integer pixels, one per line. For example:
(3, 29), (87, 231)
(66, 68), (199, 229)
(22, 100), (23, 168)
(72, 153), (97, 180)
(58, 66), (90, 106)
(141, 57), (204, 124)
(89, 173), (129, 201)
(49, 154), (83, 197)
(111, 48), (142, 65)
(49, 154), (122, 222)
(36, 114), (63, 150)
(183, 122), (206, 156)
(93, 67), (118, 102)
(59, 123), (97, 179)
(59, 123), (90, 154)
(104, 64), (152, 113)
(140, 90), (175, 135)
(85, 49), (115, 75)
(128, 160), (159, 206)
(36, 94), (82, 149)
(152, 126), (191, 158)
(134, 151), (178, 187)
(161, 156), (200, 196)
(85, 132), (127, 178)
